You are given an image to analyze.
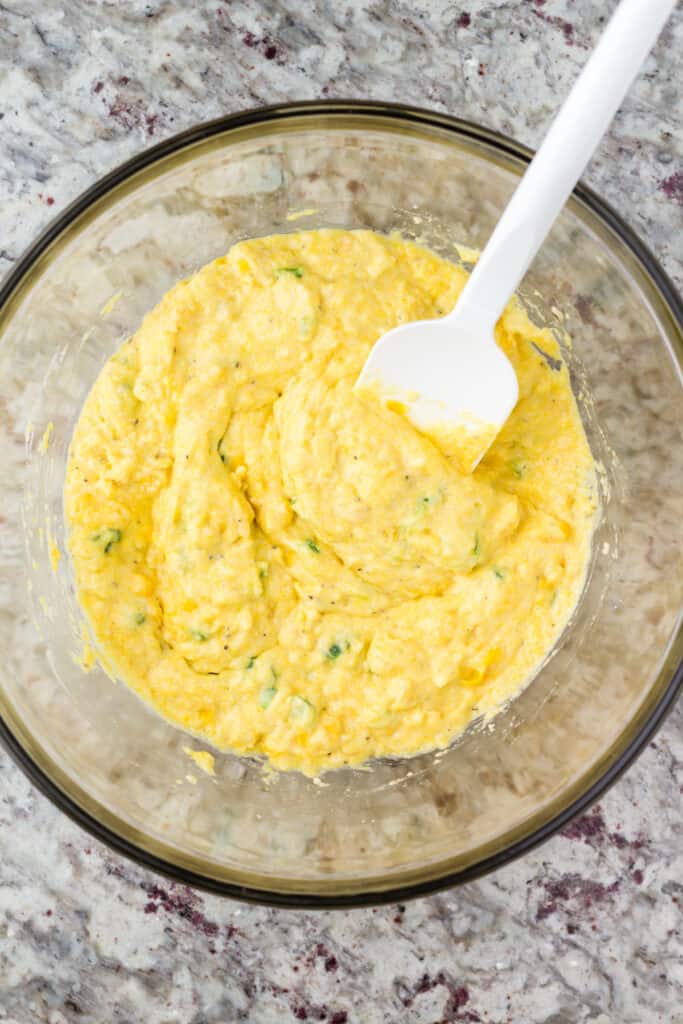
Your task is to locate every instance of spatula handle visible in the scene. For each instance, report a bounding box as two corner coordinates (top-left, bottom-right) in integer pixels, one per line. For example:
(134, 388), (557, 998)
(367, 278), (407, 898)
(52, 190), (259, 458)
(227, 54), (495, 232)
(453, 0), (678, 330)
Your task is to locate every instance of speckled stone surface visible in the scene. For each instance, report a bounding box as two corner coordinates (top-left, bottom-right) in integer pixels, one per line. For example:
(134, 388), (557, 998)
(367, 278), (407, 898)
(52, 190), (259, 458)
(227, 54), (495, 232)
(1, 2), (682, 1022)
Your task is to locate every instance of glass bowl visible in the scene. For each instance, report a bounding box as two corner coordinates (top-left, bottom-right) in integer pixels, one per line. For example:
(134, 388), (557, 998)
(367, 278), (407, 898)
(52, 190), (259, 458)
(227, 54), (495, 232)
(1, 102), (681, 908)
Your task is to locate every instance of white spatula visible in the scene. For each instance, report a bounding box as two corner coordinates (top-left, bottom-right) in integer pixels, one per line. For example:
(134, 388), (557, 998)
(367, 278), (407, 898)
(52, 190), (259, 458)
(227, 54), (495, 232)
(357, 0), (677, 472)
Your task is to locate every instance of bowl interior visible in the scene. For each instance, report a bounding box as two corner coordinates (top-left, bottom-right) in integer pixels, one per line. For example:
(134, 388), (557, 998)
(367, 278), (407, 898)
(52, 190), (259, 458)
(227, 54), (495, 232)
(1, 108), (682, 902)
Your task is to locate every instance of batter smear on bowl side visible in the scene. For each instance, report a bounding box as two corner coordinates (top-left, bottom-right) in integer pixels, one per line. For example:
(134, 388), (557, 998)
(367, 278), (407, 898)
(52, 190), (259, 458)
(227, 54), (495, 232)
(65, 230), (597, 774)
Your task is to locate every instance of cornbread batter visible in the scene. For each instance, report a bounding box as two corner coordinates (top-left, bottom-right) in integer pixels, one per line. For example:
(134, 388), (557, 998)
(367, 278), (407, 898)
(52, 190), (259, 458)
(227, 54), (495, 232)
(65, 230), (596, 774)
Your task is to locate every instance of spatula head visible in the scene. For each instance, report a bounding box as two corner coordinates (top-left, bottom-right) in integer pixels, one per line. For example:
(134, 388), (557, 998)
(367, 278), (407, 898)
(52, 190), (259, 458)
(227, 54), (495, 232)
(356, 318), (519, 473)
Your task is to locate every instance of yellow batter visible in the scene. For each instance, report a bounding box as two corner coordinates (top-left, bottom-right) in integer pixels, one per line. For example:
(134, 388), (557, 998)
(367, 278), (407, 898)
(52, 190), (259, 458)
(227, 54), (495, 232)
(65, 230), (597, 775)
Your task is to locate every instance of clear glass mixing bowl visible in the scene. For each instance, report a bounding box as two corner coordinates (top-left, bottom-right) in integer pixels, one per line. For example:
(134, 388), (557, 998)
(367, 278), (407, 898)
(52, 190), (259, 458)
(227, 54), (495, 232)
(1, 103), (681, 907)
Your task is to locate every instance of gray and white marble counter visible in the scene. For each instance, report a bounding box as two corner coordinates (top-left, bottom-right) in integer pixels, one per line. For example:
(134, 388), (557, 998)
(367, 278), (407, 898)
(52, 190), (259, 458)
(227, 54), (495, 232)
(1, 2), (682, 1021)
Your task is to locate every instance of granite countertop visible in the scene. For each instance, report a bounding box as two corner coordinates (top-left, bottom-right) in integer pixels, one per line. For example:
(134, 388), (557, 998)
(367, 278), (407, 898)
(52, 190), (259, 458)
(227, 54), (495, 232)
(1, 2), (682, 1021)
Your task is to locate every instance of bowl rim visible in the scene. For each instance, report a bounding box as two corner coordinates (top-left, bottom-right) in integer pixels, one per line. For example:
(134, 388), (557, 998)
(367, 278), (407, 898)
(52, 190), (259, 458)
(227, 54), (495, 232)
(1, 99), (681, 909)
